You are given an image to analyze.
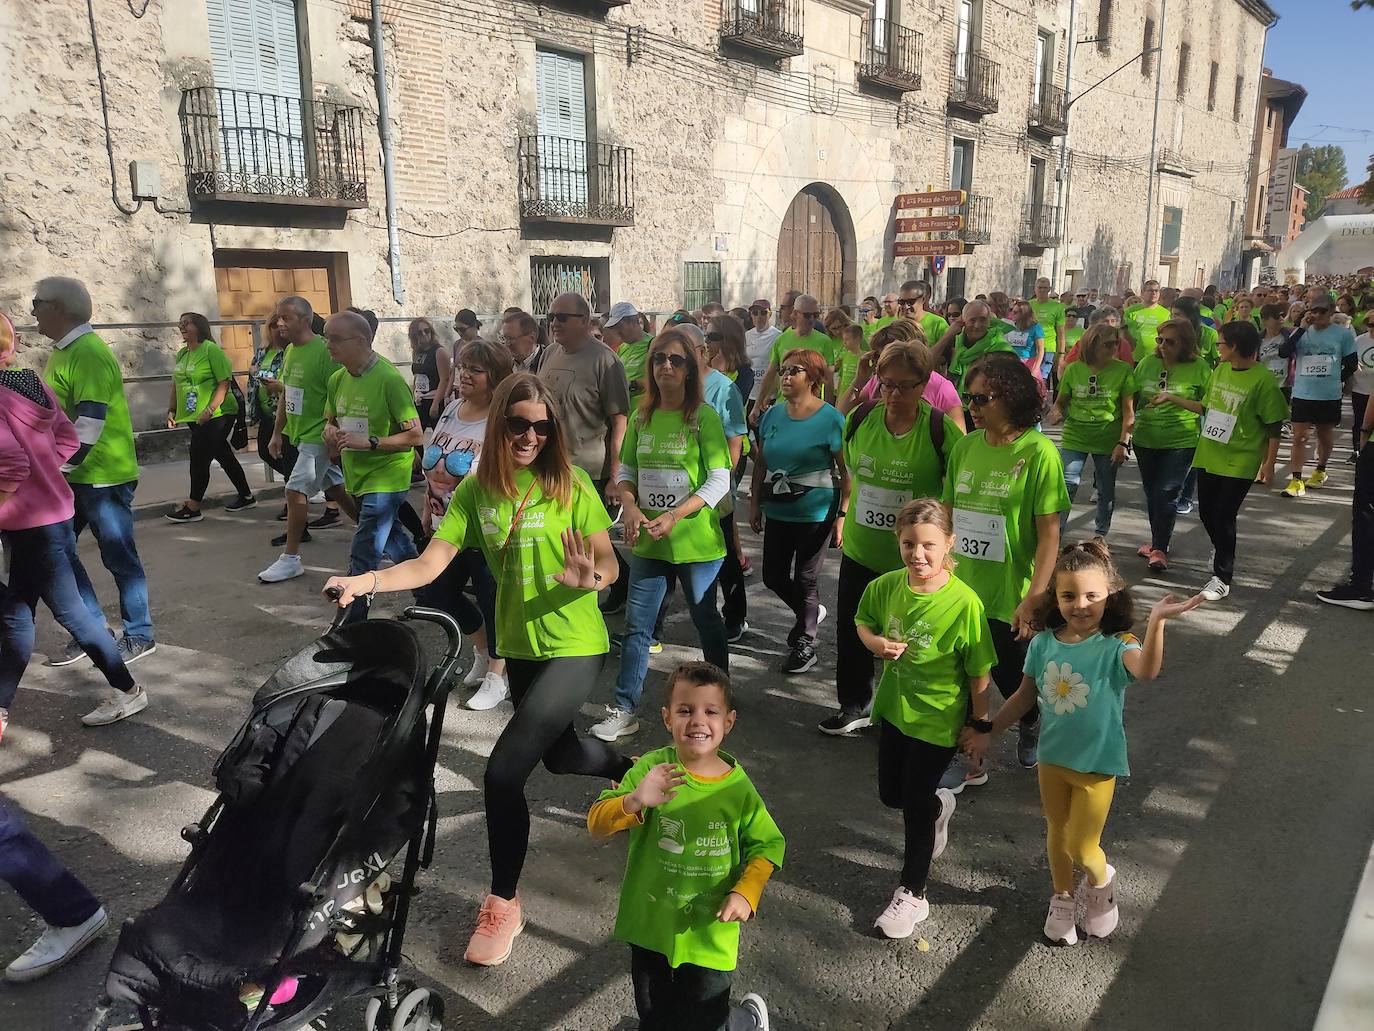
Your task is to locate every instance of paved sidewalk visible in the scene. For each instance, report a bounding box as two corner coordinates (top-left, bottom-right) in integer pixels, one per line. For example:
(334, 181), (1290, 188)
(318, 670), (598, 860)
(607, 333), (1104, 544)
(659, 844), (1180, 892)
(128, 454), (286, 520)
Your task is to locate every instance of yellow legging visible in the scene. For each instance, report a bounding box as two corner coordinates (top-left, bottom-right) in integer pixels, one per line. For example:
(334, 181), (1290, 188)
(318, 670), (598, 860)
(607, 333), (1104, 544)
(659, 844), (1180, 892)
(1038, 762), (1116, 895)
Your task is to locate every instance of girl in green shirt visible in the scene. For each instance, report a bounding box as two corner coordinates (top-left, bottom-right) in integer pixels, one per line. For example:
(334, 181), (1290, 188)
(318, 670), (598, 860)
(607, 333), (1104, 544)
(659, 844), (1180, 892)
(325, 372), (631, 970)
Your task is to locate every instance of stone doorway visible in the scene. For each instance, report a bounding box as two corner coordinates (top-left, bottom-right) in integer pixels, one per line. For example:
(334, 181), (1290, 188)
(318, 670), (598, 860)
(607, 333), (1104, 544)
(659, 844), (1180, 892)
(776, 184), (855, 307)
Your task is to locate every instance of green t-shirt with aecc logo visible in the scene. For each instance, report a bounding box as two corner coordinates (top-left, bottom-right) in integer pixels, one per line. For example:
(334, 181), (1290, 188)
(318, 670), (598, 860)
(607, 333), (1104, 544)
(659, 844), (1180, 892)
(434, 466), (611, 660)
(43, 331), (139, 486)
(1029, 299), (1067, 353)
(281, 335), (342, 445)
(1131, 355), (1211, 450)
(1126, 304), (1171, 363)
(1192, 362), (1289, 480)
(841, 401), (958, 574)
(619, 405), (730, 564)
(325, 358), (419, 495)
(599, 745), (786, 972)
(941, 429), (1069, 625)
(857, 570), (997, 747)
(1058, 358), (1133, 454)
(172, 342), (237, 424)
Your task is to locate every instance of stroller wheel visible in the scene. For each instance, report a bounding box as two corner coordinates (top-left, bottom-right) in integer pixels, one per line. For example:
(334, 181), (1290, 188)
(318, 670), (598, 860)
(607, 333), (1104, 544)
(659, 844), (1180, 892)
(392, 986), (442, 1031)
(364, 997), (383, 1031)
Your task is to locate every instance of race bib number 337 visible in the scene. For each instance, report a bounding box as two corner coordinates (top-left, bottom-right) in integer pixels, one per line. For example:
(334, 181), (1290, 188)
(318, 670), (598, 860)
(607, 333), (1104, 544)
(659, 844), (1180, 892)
(953, 509), (1006, 562)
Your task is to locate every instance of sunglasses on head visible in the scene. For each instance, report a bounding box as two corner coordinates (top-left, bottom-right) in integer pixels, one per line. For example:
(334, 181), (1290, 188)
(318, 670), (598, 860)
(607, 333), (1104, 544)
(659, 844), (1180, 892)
(652, 352), (690, 369)
(505, 414), (554, 437)
(549, 312), (583, 323)
(962, 392), (994, 407)
(421, 445), (474, 478)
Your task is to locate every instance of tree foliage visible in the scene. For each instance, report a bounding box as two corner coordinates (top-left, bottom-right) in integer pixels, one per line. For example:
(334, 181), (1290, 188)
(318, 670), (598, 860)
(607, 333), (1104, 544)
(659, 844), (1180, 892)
(1295, 144), (1348, 222)
(1359, 153), (1374, 208)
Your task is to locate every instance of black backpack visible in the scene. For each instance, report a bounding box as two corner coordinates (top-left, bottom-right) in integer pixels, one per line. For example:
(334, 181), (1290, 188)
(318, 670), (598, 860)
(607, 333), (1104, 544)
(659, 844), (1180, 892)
(844, 399), (947, 477)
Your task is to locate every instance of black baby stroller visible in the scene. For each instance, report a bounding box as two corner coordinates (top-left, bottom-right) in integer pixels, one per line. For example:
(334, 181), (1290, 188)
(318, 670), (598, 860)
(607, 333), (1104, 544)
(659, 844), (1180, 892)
(90, 600), (469, 1031)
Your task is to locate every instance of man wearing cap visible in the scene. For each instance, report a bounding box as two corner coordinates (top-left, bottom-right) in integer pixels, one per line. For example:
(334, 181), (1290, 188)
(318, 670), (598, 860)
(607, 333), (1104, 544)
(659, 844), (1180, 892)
(450, 309), (482, 389)
(1066, 290), (1095, 352)
(744, 299), (782, 409)
(603, 302), (652, 396)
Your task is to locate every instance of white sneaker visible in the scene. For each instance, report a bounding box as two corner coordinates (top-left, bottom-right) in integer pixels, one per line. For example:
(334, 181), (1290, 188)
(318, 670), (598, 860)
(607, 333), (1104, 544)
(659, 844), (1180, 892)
(931, 788), (956, 860)
(309, 491), (327, 504)
(817, 604), (828, 626)
(590, 706), (640, 742)
(463, 650), (491, 687)
(466, 671), (510, 711)
(738, 992), (770, 1030)
(81, 686), (148, 727)
(873, 886), (928, 939)
(1199, 576), (1230, 602)
(5, 907), (108, 982)
(1080, 864), (1119, 938)
(1043, 893), (1079, 945)
(258, 553), (304, 583)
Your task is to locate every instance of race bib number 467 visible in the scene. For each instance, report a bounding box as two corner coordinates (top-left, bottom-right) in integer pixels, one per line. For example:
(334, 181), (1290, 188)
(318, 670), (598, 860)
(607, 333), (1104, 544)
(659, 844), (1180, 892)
(1201, 409), (1236, 444)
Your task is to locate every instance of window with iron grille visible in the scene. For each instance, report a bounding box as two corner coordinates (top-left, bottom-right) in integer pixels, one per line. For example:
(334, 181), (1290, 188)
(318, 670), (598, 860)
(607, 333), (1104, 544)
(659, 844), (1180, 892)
(1232, 75), (1244, 122)
(1141, 18), (1156, 78)
(683, 262), (722, 311)
(1207, 61), (1219, 111)
(530, 257), (606, 315)
(945, 266), (967, 303)
(1096, 1), (1112, 53)
(1175, 42), (1190, 100)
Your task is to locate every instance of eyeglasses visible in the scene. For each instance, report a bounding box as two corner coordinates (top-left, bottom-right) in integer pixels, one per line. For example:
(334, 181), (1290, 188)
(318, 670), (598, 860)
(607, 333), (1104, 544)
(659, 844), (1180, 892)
(780, 364), (808, 378)
(705, 332), (725, 343)
(1157, 373), (1169, 391)
(1158, 335), (1179, 346)
(652, 352), (690, 369)
(879, 379), (923, 394)
(458, 363), (488, 377)
(962, 392), (995, 407)
(421, 445), (474, 478)
(549, 312), (583, 323)
(796, 310), (820, 319)
(1086, 374), (1099, 396)
(505, 414), (554, 437)
(748, 307), (769, 316)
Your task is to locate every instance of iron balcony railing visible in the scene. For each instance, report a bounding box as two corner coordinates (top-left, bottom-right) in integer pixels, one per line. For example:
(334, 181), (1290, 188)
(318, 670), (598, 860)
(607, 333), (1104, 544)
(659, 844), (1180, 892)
(179, 87), (367, 207)
(858, 19), (923, 91)
(1156, 148), (1197, 177)
(720, 0), (804, 58)
(1020, 203), (1062, 249)
(1029, 85), (1070, 136)
(517, 135), (635, 227)
(958, 194), (993, 246)
(948, 50), (1000, 116)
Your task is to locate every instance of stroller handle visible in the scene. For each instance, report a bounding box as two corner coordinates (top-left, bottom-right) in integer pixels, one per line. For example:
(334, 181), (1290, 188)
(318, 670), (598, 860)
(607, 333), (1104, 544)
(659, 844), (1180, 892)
(402, 605), (464, 660)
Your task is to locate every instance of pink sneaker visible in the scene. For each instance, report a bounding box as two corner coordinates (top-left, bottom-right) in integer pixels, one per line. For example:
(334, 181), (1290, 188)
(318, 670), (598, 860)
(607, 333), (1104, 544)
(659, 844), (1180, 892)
(464, 894), (525, 966)
(1147, 549), (1169, 571)
(1136, 543), (1152, 559)
(1043, 893), (1078, 945)
(1081, 865), (1119, 938)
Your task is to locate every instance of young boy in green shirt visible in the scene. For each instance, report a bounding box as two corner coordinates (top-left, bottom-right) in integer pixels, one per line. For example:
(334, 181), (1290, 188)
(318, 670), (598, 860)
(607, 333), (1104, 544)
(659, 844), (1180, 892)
(589, 662), (783, 1031)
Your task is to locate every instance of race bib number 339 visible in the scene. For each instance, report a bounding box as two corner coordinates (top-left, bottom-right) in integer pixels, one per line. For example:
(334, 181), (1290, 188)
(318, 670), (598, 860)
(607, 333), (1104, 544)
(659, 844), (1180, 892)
(953, 509), (1006, 562)
(855, 484), (909, 530)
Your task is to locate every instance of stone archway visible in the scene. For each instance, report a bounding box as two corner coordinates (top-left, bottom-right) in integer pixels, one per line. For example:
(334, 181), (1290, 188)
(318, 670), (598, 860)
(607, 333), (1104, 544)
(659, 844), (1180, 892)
(776, 183), (857, 306)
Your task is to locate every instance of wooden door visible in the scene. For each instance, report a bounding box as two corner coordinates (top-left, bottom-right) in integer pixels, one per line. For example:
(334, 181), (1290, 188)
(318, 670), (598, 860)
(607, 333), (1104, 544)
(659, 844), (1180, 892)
(777, 188), (844, 306)
(213, 259), (334, 372)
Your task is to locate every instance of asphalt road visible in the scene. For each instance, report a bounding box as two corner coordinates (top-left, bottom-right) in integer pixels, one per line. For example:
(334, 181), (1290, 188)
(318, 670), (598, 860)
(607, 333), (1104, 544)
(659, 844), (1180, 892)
(2, 442), (1372, 1031)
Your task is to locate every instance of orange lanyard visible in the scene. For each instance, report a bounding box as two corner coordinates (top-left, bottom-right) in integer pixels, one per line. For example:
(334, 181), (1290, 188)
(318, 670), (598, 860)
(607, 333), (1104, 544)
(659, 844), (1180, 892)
(500, 478), (540, 554)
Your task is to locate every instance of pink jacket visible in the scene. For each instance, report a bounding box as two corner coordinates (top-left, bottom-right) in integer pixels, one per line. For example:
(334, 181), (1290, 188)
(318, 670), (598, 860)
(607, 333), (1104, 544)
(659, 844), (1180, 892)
(0, 379), (80, 531)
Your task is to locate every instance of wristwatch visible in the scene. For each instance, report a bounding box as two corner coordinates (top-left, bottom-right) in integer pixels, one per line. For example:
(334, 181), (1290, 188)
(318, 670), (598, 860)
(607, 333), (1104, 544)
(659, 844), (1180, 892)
(368, 435), (380, 451)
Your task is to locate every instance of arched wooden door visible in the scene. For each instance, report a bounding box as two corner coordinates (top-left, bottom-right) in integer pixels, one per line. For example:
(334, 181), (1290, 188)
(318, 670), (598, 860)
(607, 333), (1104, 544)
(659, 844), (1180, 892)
(776, 187), (849, 306)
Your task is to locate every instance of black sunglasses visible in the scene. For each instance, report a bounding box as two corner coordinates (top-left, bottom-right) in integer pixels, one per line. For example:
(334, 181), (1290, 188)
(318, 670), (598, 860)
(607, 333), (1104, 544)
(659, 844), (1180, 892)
(549, 312), (584, 323)
(962, 392), (994, 407)
(652, 352), (690, 369)
(505, 414), (554, 438)
(780, 364), (808, 378)
(896, 298), (919, 310)
(705, 332), (725, 343)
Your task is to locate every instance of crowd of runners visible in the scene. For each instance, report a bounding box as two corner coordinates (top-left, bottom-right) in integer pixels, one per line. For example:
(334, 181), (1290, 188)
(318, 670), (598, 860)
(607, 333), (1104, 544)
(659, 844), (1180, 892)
(1, 269), (1371, 1029)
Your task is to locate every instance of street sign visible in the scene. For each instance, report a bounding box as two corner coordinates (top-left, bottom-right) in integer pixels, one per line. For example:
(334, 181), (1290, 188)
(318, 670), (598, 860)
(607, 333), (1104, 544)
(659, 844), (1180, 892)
(895, 189), (966, 210)
(895, 215), (964, 233)
(894, 240), (966, 257)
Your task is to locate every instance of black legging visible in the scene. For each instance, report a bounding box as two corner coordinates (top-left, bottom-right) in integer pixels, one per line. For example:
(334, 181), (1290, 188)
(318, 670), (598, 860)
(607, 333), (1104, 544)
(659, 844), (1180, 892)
(189, 413), (251, 503)
(486, 654), (632, 899)
(989, 618), (1036, 727)
(878, 719), (956, 892)
(835, 554), (882, 713)
(256, 420), (298, 479)
(1197, 470), (1253, 584)
(761, 517), (831, 648)
(1353, 392), (1369, 452)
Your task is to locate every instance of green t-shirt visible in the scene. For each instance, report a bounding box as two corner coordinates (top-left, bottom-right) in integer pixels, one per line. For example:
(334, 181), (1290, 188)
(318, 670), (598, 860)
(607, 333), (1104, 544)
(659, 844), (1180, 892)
(835, 346), (863, 398)
(620, 337), (652, 396)
(1192, 362), (1289, 480)
(172, 342), (237, 424)
(769, 329), (838, 395)
(858, 571), (996, 747)
(862, 315), (896, 342)
(1058, 359), (1133, 454)
(917, 311), (950, 350)
(620, 406), (730, 564)
(325, 358), (419, 495)
(942, 430), (1069, 624)
(1131, 355), (1211, 450)
(1125, 304), (1171, 363)
(600, 746), (786, 972)
(948, 331), (1014, 393)
(841, 401), (958, 574)
(1029, 299), (1067, 353)
(434, 467), (611, 660)
(43, 331), (138, 486)
(1198, 324), (1220, 367)
(281, 336), (341, 445)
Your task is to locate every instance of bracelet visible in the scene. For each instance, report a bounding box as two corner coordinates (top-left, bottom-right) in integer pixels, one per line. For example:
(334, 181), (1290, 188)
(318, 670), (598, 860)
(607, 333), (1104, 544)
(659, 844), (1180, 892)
(969, 718), (994, 733)
(1118, 440), (1133, 451)
(365, 571), (380, 602)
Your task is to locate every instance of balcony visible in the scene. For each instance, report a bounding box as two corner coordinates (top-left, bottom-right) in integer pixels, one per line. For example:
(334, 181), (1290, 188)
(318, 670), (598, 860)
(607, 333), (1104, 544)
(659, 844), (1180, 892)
(1019, 203), (1061, 252)
(179, 87), (367, 208)
(857, 19), (922, 92)
(1156, 148), (1197, 178)
(957, 194), (993, 247)
(517, 135), (635, 228)
(1029, 86), (1070, 137)
(720, 0), (804, 59)
(947, 50), (999, 117)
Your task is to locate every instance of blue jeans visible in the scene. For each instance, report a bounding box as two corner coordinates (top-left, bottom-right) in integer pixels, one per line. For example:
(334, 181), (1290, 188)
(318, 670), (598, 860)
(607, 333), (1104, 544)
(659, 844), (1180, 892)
(1178, 465), (1199, 508)
(0, 801), (102, 929)
(345, 490), (419, 622)
(1060, 449), (1119, 537)
(1134, 446), (1196, 551)
(70, 481), (153, 643)
(613, 554), (728, 714)
(1, 522), (135, 708)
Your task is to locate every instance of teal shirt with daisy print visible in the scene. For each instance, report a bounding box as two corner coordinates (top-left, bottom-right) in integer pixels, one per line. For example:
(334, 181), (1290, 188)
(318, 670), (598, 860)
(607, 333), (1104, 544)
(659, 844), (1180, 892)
(1024, 629), (1140, 777)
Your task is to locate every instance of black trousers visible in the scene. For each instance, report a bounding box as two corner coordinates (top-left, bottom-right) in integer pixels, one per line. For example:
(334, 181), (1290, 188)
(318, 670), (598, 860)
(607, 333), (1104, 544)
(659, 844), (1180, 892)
(485, 655), (631, 899)
(761, 517), (831, 648)
(878, 720), (957, 892)
(1353, 392), (1369, 452)
(256, 420), (298, 480)
(1350, 444), (1374, 590)
(989, 619), (1036, 727)
(631, 946), (746, 1031)
(718, 512), (747, 630)
(835, 555), (881, 713)
(188, 414), (251, 503)
(1197, 470), (1253, 584)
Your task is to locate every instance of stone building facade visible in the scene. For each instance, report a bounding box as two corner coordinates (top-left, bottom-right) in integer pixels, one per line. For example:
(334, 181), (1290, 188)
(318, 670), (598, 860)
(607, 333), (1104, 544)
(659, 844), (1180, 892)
(2, 0), (1274, 405)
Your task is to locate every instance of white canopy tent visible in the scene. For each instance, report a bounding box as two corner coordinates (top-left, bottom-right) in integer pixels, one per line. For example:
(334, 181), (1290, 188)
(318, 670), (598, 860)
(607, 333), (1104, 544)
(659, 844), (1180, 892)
(1271, 213), (1374, 283)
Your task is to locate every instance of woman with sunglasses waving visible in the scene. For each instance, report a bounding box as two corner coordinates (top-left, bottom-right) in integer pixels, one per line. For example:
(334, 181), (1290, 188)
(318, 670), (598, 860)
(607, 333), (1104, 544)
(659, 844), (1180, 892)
(751, 348), (849, 675)
(591, 329), (734, 742)
(324, 372), (628, 969)
(1045, 324), (1135, 540)
(939, 354), (1068, 793)
(1129, 318), (1211, 571)
(417, 339), (514, 709)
